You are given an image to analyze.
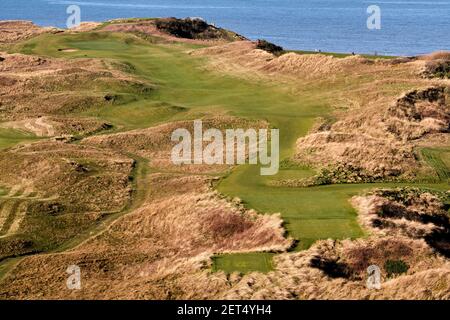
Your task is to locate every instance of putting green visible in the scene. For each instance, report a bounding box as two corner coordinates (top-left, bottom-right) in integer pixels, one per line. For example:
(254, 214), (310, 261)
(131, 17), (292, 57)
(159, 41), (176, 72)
(11, 31), (448, 274)
(212, 253), (274, 274)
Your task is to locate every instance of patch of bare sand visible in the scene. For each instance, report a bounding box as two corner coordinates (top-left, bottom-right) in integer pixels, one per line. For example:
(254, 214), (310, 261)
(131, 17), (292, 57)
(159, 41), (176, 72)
(0, 116), (112, 137)
(58, 48), (78, 53)
(1, 117), (56, 137)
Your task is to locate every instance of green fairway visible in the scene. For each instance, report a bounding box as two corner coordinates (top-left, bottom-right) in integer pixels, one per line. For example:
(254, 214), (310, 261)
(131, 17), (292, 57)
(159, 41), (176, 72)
(218, 165), (449, 250)
(421, 148), (450, 181)
(0, 128), (40, 150)
(10, 31), (448, 274)
(82, 100), (188, 130)
(212, 253), (275, 273)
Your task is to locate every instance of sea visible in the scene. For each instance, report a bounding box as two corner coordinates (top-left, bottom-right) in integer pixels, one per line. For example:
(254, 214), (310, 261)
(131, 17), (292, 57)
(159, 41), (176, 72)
(1, 0), (449, 56)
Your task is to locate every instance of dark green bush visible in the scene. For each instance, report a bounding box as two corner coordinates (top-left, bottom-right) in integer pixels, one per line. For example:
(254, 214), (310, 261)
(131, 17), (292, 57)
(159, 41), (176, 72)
(256, 39), (284, 55)
(384, 259), (409, 277)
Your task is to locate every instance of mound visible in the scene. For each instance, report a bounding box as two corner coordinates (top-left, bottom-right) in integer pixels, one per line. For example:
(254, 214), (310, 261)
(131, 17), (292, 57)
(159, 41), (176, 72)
(155, 17), (246, 41)
(352, 188), (450, 257)
(255, 39), (284, 55)
(420, 51), (450, 61)
(82, 116), (268, 173)
(191, 41), (281, 77)
(294, 86), (450, 182)
(261, 52), (369, 78)
(0, 140), (134, 260)
(192, 40), (391, 80)
(295, 132), (416, 181)
(420, 51), (450, 79)
(101, 18), (246, 45)
(0, 52), (152, 135)
(0, 20), (58, 44)
(69, 22), (102, 33)
(0, 173), (291, 299)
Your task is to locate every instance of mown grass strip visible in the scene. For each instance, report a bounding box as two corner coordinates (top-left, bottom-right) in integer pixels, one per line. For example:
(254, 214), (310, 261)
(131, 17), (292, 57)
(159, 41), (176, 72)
(421, 148), (450, 181)
(212, 253), (275, 274)
(0, 127), (41, 150)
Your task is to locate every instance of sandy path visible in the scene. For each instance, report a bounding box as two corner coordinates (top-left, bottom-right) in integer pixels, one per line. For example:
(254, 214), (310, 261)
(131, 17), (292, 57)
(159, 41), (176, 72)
(1, 117), (55, 137)
(4, 201), (28, 236)
(0, 200), (14, 231)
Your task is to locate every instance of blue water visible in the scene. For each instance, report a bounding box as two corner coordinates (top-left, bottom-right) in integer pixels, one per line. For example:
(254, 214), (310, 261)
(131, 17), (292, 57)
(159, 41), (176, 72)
(1, 0), (449, 56)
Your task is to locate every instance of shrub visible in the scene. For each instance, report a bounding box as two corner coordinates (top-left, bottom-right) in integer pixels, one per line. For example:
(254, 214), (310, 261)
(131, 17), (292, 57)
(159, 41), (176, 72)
(424, 60), (450, 79)
(155, 18), (209, 39)
(256, 40), (284, 55)
(310, 256), (351, 279)
(384, 259), (409, 277)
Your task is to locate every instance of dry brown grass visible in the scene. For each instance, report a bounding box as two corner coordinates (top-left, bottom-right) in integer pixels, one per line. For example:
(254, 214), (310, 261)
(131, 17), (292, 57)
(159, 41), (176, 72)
(0, 52), (151, 136)
(352, 188), (449, 256)
(0, 173), (291, 299)
(192, 40), (424, 82)
(0, 140), (134, 211)
(2, 171), (447, 300)
(215, 236), (449, 300)
(0, 21), (58, 44)
(0, 24), (448, 300)
(69, 22), (102, 33)
(82, 116), (268, 173)
(419, 51), (450, 61)
(0, 139), (134, 261)
(294, 86), (449, 182)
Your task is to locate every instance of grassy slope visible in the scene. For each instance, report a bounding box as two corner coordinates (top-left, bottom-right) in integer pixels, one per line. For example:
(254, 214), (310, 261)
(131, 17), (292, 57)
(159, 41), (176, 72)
(287, 50), (398, 60)
(421, 148), (450, 182)
(0, 128), (41, 150)
(6, 32), (449, 274)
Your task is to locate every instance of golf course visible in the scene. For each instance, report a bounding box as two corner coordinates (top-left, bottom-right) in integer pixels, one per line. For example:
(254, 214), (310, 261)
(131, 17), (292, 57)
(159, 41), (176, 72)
(3, 28), (448, 275)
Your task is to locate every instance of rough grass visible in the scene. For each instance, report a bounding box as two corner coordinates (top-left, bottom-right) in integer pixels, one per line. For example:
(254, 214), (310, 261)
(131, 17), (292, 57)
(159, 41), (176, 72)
(288, 50), (398, 60)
